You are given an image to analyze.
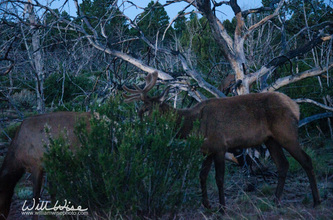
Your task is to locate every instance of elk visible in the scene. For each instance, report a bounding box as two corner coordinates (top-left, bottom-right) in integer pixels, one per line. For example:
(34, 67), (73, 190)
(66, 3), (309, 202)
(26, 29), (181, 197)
(0, 111), (91, 219)
(123, 71), (321, 213)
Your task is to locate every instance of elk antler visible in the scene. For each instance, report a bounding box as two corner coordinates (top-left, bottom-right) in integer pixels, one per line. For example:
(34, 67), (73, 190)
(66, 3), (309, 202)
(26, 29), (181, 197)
(123, 71), (158, 103)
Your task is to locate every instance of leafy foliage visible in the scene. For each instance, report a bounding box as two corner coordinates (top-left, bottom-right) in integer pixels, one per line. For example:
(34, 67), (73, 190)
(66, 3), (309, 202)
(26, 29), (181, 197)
(43, 97), (203, 218)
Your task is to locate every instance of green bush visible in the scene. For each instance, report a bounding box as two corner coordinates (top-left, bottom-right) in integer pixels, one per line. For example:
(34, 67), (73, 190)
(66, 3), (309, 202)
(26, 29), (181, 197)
(43, 98), (203, 218)
(0, 122), (21, 142)
(11, 89), (36, 109)
(44, 72), (92, 105)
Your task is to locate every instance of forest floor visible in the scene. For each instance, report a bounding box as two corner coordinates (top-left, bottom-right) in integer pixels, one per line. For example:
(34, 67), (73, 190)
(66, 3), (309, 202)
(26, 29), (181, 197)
(2, 148), (333, 220)
(178, 169), (333, 220)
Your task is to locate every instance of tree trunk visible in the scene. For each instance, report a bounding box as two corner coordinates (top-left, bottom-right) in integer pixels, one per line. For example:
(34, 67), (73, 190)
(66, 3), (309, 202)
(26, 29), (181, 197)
(28, 1), (45, 113)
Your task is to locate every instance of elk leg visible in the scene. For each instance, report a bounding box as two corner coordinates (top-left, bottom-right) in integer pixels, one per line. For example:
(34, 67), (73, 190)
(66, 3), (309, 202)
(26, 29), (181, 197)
(200, 154), (213, 209)
(264, 138), (289, 205)
(32, 169), (43, 220)
(214, 151), (226, 214)
(0, 155), (25, 219)
(282, 142), (321, 207)
(32, 168), (44, 205)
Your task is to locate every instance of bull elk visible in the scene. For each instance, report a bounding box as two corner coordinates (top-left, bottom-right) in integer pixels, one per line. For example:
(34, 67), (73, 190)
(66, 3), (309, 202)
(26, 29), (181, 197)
(0, 112), (91, 219)
(123, 71), (321, 213)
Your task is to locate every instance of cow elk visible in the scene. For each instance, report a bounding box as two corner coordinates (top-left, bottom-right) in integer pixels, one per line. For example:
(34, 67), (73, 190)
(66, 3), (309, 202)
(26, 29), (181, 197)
(0, 112), (91, 219)
(123, 71), (321, 213)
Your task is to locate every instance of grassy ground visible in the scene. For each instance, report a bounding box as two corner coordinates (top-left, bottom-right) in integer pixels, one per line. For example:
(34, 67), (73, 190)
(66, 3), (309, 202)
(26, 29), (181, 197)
(174, 138), (333, 220)
(192, 169), (333, 220)
(1, 132), (333, 219)
(5, 172), (333, 219)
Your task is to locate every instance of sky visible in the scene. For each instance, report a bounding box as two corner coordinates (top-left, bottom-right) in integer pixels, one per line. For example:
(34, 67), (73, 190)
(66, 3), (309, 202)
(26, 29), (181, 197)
(118, 0), (262, 21)
(51, 0), (332, 22)
(51, 0), (263, 22)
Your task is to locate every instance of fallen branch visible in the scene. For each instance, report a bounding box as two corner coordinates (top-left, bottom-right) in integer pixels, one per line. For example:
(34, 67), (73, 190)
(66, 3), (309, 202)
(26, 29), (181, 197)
(261, 63), (333, 92)
(294, 98), (333, 112)
(299, 112), (333, 128)
(249, 33), (333, 88)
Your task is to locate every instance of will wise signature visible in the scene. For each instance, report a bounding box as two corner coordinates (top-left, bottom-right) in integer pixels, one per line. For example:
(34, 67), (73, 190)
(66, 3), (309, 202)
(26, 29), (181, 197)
(22, 198), (88, 212)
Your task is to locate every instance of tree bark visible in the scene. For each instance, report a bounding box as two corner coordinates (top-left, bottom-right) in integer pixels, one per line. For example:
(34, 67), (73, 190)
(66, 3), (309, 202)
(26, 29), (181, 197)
(28, 0), (45, 113)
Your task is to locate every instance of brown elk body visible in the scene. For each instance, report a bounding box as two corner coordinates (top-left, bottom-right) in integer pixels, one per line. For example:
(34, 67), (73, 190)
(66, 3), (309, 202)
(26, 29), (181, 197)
(0, 111), (91, 219)
(123, 71), (321, 213)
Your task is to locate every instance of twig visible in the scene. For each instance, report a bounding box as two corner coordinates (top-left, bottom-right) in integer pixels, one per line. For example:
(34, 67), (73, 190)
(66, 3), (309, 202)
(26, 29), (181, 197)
(162, 0), (195, 41)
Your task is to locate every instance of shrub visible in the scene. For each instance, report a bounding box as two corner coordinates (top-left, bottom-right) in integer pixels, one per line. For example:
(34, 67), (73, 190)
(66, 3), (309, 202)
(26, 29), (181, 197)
(44, 72), (92, 105)
(43, 98), (203, 218)
(0, 122), (21, 142)
(11, 89), (36, 109)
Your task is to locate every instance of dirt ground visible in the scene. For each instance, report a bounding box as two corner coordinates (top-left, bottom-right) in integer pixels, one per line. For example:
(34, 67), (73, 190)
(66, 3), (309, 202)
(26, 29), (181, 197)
(5, 163), (333, 220)
(1, 130), (332, 219)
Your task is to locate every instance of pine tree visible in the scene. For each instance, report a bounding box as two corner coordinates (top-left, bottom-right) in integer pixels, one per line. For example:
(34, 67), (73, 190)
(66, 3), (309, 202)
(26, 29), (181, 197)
(137, 1), (170, 39)
(174, 12), (186, 36)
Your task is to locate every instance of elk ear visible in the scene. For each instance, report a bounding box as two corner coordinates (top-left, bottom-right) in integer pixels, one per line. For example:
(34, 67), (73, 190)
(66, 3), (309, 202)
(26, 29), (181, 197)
(158, 86), (172, 104)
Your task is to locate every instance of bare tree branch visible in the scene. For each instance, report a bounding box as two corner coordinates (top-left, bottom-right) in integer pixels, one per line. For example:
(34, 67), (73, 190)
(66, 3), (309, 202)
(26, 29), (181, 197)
(294, 98), (333, 112)
(243, 0), (284, 40)
(299, 112), (333, 128)
(287, 21), (333, 45)
(162, 0), (195, 41)
(248, 32), (333, 87)
(242, 6), (277, 17)
(261, 63), (333, 92)
(195, 0), (234, 62)
(0, 37), (16, 75)
(177, 54), (225, 98)
(121, 10), (225, 97)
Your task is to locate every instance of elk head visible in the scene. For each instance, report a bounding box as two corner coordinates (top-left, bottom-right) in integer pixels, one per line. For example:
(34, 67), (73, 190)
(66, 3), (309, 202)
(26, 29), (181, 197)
(122, 71), (171, 118)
